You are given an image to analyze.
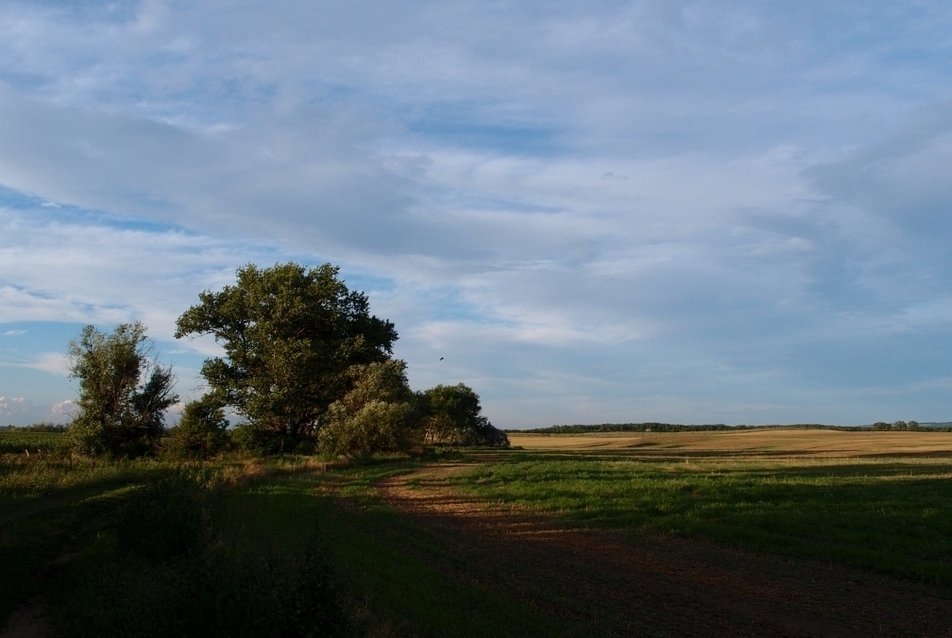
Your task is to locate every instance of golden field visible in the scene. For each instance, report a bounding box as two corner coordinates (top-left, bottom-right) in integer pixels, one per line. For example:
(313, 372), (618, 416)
(508, 428), (952, 458)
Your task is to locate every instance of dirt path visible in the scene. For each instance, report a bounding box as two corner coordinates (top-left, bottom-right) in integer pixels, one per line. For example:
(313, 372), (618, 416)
(0, 549), (79, 638)
(378, 463), (952, 638)
(0, 489), (113, 638)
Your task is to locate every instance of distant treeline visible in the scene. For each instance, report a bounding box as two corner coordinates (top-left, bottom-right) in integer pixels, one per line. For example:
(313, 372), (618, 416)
(515, 422), (952, 434)
(2, 422), (68, 433)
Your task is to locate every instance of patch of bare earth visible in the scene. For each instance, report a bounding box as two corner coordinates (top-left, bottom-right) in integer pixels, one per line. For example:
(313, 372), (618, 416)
(0, 551), (78, 638)
(378, 463), (952, 638)
(0, 601), (48, 638)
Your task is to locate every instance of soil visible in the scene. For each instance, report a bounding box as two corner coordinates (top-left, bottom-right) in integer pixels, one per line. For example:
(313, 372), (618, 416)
(0, 551), (77, 638)
(378, 462), (952, 638)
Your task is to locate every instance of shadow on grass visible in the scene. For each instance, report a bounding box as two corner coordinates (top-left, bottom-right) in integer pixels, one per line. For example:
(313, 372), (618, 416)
(37, 464), (562, 638)
(0, 463), (175, 625)
(447, 454), (952, 589)
(232, 475), (565, 638)
(52, 473), (349, 638)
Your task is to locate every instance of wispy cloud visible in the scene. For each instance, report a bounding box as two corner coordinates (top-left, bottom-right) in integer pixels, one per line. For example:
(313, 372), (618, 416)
(0, 1), (950, 426)
(21, 352), (70, 376)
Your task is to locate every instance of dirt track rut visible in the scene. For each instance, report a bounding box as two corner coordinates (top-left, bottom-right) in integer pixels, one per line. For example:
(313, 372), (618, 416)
(378, 463), (952, 638)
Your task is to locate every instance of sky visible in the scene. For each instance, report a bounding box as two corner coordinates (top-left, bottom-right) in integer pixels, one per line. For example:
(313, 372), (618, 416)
(1, 1), (952, 428)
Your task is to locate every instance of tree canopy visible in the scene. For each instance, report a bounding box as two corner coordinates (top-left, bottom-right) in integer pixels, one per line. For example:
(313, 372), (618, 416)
(175, 263), (398, 441)
(319, 359), (419, 456)
(67, 322), (178, 456)
(420, 383), (509, 447)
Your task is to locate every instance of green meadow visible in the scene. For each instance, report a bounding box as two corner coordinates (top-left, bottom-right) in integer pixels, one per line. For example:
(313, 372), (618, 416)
(446, 453), (952, 586)
(0, 435), (559, 637)
(3, 428), (952, 636)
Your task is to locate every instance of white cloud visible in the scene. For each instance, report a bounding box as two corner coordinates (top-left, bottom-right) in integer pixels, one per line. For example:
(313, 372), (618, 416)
(22, 352), (70, 376)
(0, 205), (303, 340)
(0, 396), (36, 422)
(49, 399), (77, 421)
(0, 1), (951, 426)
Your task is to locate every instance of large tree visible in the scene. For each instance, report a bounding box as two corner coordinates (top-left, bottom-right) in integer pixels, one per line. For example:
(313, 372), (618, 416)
(175, 262), (397, 441)
(68, 322), (178, 456)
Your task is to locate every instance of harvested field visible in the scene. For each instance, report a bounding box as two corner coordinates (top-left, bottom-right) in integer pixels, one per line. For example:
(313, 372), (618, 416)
(509, 428), (952, 458)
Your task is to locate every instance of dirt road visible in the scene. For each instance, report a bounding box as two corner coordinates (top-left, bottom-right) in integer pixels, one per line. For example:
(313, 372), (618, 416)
(378, 462), (952, 638)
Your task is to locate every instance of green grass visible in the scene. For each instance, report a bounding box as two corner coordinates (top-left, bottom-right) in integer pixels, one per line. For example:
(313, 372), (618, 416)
(9, 444), (952, 636)
(51, 469), (351, 638)
(0, 453), (179, 623)
(0, 430), (69, 455)
(229, 468), (562, 637)
(445, 453), (952, 587)
(2, 453), (563, 637)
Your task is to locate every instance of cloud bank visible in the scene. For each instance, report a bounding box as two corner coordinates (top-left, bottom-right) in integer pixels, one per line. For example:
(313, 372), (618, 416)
(1, 1), (952, 426)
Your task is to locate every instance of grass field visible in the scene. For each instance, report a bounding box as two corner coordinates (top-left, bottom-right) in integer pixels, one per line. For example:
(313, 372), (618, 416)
(0, 449), (562, 637)
(0, 430), (70, 455)
(3, 429), (952, 636)
(461, 430), (952, 585)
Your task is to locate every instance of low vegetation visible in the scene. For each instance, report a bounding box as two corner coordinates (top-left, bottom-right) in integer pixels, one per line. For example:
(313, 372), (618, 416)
(0, 440), (560, 637)
(4, 429), (952, 636)
(0, 430), (69, 455)
(448, 452), (952, 586)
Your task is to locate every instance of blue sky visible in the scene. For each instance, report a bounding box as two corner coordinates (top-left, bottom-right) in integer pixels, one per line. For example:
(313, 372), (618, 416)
(1, 1), (952, 427)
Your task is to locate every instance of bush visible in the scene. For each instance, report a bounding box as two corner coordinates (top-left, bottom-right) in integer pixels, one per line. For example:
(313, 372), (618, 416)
(320, 400), (417, 457)
(318, 361), (420, 457)
(229, 423), (299, 455)
(166, 395), (230, 459)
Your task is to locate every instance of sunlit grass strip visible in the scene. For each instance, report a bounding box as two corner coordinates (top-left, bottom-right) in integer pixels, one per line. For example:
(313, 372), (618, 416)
(446, 454), (952, 587)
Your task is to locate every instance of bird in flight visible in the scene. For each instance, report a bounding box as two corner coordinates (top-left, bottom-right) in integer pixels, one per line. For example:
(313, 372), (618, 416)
(440, 357), (444, 361)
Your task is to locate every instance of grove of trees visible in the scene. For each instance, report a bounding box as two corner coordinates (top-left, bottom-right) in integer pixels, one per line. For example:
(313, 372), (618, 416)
(420, 383), (510, 447)
(873, 420), (920, 431)
(67, 262), (508, 457)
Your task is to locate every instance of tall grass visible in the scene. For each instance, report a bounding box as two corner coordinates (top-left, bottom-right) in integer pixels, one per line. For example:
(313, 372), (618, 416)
(2, 452), (559, 637)
(0, 455), (161, 500)
(53, 470), (350, 638)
